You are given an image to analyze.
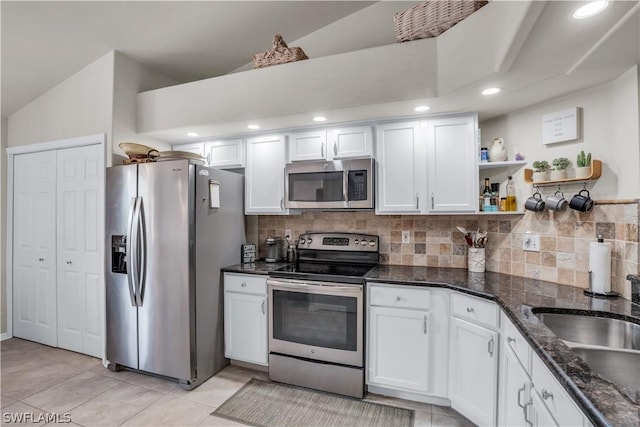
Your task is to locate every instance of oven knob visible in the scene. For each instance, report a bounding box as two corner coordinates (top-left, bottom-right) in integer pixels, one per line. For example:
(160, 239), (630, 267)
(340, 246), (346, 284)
(369, 240), (376, 246)
(354, 239), (359, 245)
(360, 240), (367, 246)
(300, 238), (306, 245)
(310, 348), (315, 354)
(307, 238), (312, 245)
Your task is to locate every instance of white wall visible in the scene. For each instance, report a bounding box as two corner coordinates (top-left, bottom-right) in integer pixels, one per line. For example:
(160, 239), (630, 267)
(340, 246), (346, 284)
(8, 52), (115, 152)
(112, 52), (177, 158)
(480, 65), (640, 201)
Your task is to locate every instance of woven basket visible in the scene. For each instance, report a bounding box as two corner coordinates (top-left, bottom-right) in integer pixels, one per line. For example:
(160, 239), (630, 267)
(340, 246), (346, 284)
(253, 34), (308, 69)
(394, 0), (488, 42)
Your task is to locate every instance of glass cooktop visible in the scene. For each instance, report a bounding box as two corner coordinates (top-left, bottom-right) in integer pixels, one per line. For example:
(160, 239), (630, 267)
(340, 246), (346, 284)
(271, 262), (378, 284)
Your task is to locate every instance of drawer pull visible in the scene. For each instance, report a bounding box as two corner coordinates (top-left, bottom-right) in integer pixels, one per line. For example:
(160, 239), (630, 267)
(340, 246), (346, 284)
(541, 389), (554, 400)
(466, 307), (474, 313)
(396, 296), (401, 302)
(241, 282), (247, 287)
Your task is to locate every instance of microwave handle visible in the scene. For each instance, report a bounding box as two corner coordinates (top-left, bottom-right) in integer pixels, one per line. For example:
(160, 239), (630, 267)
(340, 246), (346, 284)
(343, 168), (349, 203)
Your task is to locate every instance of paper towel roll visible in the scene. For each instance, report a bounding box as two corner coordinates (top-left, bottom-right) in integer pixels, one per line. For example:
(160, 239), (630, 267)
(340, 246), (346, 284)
(589, 242), (612, 294)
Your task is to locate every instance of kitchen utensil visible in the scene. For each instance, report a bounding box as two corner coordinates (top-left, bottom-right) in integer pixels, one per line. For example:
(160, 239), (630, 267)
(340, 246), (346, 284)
(488, 137), (507, 162)
(524, 191), (545, 212)
(569, 189), (593, 212)
(546, 190), (568, 212)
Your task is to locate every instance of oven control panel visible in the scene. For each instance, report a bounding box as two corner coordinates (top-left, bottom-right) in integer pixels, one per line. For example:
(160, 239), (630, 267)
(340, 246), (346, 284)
(297, 232), (378, 252)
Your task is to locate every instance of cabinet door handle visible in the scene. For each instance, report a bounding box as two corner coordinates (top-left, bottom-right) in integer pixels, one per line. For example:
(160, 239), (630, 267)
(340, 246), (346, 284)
(207, 151), (211, 165)
(523, 399), (533, 426)
(466, 307), (474, 313)
(541, 389), (553, 400)
(280, 197), (284, 210)
(416, 194), (419, 210)
(431, 193), (435, 209)
(321, 142), (324, 158)
(66, 261), (72, 265)
(261, 299), (266, 315)
(488, 336), (495, 357)
(334, 142), (337, 156)
(241, 282), (247, 287)
(423, 315), (427, 334)
(508, 336), (516, 344)
(396, 296), (401, 302)
(517, 385), (526, 409)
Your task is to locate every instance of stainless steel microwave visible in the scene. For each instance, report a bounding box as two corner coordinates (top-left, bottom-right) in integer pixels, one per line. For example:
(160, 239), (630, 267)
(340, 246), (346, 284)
(284, 158), (374, 209)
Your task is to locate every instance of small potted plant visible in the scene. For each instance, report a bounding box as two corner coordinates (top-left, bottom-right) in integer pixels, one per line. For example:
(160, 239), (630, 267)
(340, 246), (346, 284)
(551, 157), (570, 180)
(532, 160), (551, 182)
(576, 150), (592, 179)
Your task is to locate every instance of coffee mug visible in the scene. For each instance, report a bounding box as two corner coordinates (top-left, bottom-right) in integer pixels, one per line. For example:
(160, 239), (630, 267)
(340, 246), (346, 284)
(547, 190), (568, 212)
(524, 191), (545, 212)
(570, 189), (593, 212)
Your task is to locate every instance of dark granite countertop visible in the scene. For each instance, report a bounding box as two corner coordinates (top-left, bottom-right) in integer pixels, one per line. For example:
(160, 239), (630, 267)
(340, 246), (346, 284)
(367, 266), (640, 427)
(223, 261), (290, 275)
(221, 262), (640, 427)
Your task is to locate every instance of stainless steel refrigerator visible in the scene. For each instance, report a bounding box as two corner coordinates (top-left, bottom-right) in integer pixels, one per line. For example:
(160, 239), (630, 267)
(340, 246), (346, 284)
(105, 159), (245, 389)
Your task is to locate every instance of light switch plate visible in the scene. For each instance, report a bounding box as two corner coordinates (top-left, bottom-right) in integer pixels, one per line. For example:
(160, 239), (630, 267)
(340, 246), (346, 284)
(402, 230), (411, 243)
(523, 234), (540, 251)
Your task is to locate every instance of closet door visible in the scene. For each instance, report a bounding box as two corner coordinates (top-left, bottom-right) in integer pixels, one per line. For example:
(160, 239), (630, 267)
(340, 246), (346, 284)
(13, 151), (58, 346)
(56, 144), (105, 358)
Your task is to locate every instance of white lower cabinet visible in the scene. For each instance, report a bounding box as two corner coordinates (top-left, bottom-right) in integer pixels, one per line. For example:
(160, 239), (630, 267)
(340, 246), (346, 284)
(367, 284), (449, 402)
(449, 316), (499, 426)
(499, 313), (588, 427)
(223, 273), (268, 366)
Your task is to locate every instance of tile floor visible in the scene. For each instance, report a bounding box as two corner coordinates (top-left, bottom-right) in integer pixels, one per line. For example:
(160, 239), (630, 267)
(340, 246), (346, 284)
(1, 338), (475, 427)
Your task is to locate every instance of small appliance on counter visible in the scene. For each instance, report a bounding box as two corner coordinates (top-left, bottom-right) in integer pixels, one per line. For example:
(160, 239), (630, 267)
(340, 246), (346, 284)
(265, 236), (285, 262)
(585, 235), (618, 297)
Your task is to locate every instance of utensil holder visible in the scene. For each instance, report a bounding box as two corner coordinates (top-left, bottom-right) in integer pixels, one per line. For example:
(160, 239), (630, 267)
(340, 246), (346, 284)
(468, 247), (485, 273)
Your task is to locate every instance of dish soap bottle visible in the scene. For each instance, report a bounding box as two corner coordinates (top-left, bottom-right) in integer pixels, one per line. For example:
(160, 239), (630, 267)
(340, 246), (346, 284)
(506, 176), (517, 211)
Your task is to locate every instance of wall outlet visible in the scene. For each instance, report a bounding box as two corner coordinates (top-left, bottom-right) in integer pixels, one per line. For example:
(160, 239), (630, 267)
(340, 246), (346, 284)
(402, 230), (411, 243)
(523, 234), (540, 252)
(284, 229), (292, 240)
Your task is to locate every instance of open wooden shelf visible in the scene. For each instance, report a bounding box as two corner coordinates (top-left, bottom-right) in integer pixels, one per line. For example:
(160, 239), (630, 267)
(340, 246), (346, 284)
(523, 159), (601, 186)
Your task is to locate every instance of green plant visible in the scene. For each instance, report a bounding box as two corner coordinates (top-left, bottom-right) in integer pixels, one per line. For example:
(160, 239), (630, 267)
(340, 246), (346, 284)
(577, 151), (592, 167)
(552, 157), (571, 171)
(532, 160), (550, 172)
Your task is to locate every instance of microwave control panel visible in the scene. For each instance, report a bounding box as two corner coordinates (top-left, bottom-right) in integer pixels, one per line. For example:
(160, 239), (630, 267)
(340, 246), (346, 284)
(348, 170), (368, 201)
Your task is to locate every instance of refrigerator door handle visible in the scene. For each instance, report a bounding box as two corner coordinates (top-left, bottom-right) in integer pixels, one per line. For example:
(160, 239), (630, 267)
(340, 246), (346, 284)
(126, 197), (139, 306)
(135, 197), (147, 307)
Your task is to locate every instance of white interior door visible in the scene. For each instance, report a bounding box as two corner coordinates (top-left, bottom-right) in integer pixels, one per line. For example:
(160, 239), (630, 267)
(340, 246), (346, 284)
(13, 150), (58, 346)
(56, 144), (104, 357)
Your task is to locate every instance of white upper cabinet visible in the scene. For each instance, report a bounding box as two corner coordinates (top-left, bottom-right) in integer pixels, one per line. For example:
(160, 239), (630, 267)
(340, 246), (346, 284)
(204, 138), (244, 169)
(425, 114), (478, 213)
(288, 130), (327, 162)
(330, 126), (373, 159)
(288, 126), (372, 162)
(376, 121), (425, 214)
(245, 134), (289, 214)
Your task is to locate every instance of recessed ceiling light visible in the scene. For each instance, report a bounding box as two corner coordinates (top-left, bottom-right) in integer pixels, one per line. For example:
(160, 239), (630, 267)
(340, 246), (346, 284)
(313, 116), (327, 122)
(482, 87), (501, 96)
(414, 105), (430, 112)
(573, 0), (609, 19)
(247, 124), (260, 130)
(186, 132), (199, 137)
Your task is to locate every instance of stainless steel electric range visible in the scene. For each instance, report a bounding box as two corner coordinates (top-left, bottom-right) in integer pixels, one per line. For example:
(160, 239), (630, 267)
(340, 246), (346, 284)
(267, 232), (379, 398)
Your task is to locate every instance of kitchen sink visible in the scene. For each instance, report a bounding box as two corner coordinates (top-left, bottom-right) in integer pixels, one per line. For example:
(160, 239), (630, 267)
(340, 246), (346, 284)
(570, 347), (640, 391)
(535, 311), (640, 350)
(534, 310), (640, 391)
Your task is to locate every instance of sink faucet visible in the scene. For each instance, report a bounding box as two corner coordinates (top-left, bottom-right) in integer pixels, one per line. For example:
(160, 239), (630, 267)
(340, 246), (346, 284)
(627, 274), (640, 304)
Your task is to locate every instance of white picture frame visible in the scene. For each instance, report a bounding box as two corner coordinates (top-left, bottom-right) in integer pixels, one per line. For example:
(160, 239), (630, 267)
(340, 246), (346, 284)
(542, 107), (581, 145)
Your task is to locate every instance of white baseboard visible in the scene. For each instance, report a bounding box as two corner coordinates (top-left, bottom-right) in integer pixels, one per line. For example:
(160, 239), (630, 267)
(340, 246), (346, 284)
(1, 333), (13, 341)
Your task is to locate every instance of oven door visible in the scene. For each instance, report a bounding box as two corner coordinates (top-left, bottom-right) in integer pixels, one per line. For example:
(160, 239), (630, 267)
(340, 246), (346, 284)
(267, 278), (363, 367)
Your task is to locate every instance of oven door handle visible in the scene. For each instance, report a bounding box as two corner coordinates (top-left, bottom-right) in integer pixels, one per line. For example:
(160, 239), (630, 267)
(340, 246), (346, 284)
(267, 279), (362, 294)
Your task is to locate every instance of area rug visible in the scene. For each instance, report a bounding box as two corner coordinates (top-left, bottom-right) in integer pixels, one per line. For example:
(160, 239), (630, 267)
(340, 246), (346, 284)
(212, 378), (414, 427)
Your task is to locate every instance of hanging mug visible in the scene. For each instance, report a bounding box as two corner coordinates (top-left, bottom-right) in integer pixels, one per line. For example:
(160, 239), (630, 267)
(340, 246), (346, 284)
(569, 189), (593, 212)
(524, 191), (545, 212)
(547, 190), (568, 212)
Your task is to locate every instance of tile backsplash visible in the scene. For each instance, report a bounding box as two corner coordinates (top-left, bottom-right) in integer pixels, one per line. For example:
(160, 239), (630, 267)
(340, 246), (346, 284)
(258, 201), (639, 300)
